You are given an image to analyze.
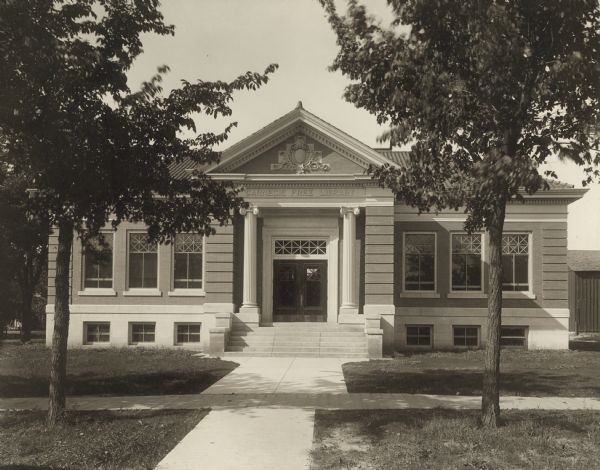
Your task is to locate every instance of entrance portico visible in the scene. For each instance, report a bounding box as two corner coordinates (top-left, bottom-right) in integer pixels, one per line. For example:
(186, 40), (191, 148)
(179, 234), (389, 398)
(229, 179), (395, 328)
(207, 102), (397, 354)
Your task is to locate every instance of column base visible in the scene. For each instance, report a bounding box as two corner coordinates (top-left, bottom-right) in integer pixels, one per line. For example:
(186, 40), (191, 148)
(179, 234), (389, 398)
(339, 305), (359, 316)
(235, 308), (261, 326)
(239, 305), (260, 315)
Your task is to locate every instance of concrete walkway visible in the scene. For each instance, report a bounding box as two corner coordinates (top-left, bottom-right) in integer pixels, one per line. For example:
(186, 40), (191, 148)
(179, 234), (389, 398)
(155, 407), (315, 470)
(3, 392), (600, 412)
(202, 357), (356, 394)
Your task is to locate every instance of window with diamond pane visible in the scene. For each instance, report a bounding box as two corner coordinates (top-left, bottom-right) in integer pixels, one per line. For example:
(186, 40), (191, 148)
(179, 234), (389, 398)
(451, 234), (482, 292)
(502, 234), (529, 291)
(174, 234), (203, 289)
(128, 233), (158, 288)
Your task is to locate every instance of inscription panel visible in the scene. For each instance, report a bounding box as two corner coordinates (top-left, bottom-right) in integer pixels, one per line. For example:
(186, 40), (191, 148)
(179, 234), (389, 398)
(242, 186), (364, 199)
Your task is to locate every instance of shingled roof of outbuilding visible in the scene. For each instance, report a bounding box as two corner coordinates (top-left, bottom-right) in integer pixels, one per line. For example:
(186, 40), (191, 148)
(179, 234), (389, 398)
(568, 250), (600, 272)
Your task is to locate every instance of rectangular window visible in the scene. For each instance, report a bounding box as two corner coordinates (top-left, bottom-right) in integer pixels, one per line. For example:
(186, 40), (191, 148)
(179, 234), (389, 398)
(404, 233), (436, 291)
(453, 326), (480, 347)
(85, 322), (110, 344)
(451, 233), (482, 292)
(500, 326), (528, 348)
(176, 323), (201, 344)
(406, 325), (432, 346)
(130, 323), (156, 344)
(83, 234), (113, 289)
(128, 233), (158, 289)
(174, 234), (204, 289)
(502, 234), (530, 292)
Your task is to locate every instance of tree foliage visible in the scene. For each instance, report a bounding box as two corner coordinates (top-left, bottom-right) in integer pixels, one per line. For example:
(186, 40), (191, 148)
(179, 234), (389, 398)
(0, 0), (277, 424)
(321, 0), (600, 426)
(321, 0), (600, 228)
(0, 0), (277, 242)
(0, 166), (50, 340)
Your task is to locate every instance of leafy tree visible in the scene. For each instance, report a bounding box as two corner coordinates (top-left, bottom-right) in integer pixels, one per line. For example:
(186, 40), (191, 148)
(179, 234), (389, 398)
(321, 0), (600, 426)
(0, 0), (276, 425)
(0, 167), (50, 342)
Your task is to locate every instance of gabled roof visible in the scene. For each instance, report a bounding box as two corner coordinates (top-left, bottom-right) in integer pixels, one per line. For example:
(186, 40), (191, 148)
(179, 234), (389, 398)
(374, 149), (410, 166)
(568, 250), (600, 271)
(209, 102), (394, 174)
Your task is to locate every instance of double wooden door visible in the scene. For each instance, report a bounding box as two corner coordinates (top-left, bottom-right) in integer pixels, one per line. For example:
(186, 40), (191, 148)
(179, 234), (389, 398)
(273, 260), (327, 322)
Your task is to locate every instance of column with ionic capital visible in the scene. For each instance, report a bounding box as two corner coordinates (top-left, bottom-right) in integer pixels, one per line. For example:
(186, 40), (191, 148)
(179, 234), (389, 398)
(239, 206), (260, 317)
(340, 207), (360, 315)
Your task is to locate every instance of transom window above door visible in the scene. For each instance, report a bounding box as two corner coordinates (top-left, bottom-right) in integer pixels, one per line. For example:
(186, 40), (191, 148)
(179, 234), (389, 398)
(274, 239), (327, 256)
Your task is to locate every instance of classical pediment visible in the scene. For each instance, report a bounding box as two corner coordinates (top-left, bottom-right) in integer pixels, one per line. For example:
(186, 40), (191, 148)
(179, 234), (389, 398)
(209, 103), (392, 176)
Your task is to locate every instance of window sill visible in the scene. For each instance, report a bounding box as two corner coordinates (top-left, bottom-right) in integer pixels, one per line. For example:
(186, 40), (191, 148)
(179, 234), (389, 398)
(447, 292), (487, 299)
(168, 290), (206, 297)
(78, 289), (117, 297)
(399, 292), (440, 299)
(123, 289), (162, 297)
(503, 292), (536, 299)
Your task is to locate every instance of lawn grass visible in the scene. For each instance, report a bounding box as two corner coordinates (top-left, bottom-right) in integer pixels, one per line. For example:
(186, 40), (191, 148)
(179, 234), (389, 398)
(343, 349), (600, 396)
(0, 343), (237, 398)
(311, 409), (600, 470)
(0, 409), (207, 469)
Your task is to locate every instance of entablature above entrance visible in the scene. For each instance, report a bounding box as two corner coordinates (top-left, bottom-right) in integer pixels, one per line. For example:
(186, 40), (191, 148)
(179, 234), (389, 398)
(227, 181), (394, 208)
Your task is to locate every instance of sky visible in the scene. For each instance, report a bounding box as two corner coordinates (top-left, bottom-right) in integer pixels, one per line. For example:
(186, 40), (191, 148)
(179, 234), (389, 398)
(127, 0), (391, 149)
(126, 0), (598, 249)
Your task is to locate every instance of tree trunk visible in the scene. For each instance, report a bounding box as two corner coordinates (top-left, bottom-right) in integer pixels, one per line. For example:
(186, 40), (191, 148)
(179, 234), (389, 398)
(47, 220), (73, 426)
(481, 200), (506, 428)
(20, 257), (33, 343)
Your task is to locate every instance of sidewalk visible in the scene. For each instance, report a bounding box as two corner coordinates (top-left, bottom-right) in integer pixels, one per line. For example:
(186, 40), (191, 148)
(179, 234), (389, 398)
(3, 392), (600, 412)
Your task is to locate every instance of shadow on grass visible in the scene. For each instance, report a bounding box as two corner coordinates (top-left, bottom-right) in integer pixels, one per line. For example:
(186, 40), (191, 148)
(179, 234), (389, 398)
(0, 367), (237, 398)
(0, 466), (62, 469)
(343, 367), (600, 397)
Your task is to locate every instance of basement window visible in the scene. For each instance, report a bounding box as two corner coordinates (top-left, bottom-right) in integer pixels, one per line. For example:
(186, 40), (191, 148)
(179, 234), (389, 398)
(453, 326), (480, 347)
(176, 323), (201, 344)
(85, 322), (110, 344)
(500, 326), (528, 348)
(406, 325), (432, 347)
(130, 322), (156, 344)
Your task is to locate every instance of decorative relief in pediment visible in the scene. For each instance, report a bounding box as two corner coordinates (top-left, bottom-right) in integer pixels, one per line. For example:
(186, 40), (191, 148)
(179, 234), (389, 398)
(271, 135), (330, 174)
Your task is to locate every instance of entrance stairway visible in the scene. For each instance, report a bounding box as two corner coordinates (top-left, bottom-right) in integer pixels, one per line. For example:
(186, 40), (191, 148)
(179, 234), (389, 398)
(223, 321), (367, 357)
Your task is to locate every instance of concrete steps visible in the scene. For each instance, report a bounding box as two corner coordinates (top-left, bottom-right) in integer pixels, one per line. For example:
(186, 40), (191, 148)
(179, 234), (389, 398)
(224, 322), (367, 358)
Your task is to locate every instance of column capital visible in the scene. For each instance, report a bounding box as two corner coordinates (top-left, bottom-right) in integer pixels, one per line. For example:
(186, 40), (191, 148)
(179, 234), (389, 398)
(240, 206), (260, 216)
(340, 206), (360, 217)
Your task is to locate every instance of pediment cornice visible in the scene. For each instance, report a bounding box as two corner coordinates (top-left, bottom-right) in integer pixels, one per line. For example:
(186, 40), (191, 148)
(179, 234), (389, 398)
(210, 105), (392, 174)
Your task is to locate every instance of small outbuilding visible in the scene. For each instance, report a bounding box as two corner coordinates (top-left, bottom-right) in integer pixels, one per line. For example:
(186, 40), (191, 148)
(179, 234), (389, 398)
(568, 250), (600, 332)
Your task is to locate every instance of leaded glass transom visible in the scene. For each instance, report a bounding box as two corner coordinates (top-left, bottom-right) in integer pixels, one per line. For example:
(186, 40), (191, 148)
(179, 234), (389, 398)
(175, 234), (203, 253)
(452, 234), (482, 254)
(129, 233), (157, 253)
(274, 239), (327, 256)
(405, 234), (435, 254)
(502, 234), (529, 255)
